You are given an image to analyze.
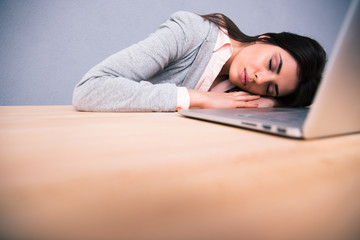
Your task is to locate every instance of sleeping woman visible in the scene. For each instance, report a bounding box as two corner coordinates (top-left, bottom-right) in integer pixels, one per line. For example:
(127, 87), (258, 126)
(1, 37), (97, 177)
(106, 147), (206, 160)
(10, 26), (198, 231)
(73, 11), (326, 112)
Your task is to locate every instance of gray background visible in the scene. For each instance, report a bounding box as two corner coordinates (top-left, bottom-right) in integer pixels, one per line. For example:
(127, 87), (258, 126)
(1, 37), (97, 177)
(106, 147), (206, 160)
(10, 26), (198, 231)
(0, 0), (352, 106)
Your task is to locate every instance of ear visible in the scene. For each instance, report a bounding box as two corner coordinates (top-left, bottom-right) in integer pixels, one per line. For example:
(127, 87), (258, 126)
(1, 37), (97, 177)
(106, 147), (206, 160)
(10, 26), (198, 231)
(256, 35), (271, 44)
(258, 35), (270, 39)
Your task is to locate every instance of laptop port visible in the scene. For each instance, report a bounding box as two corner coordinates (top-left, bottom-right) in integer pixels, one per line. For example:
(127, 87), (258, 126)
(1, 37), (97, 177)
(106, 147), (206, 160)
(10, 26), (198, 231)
(262, 125), (271, 130)
(277, 128), (286, 133)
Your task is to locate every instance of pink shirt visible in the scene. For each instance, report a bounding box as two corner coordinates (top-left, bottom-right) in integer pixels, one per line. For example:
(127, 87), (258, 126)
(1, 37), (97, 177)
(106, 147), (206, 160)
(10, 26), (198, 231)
(176, 29), (236, 110)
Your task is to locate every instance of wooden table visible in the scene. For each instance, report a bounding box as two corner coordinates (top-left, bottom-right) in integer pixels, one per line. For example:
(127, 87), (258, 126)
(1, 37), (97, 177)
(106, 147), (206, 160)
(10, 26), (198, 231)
(1, 106), (359, 240)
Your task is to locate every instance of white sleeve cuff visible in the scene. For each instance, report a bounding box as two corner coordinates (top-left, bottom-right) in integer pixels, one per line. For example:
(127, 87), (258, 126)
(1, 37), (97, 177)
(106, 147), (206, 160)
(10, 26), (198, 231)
(176, 87), (190, 110)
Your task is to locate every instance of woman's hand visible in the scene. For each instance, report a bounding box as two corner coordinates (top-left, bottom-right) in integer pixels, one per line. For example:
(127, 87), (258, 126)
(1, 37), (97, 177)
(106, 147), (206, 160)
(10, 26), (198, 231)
(248, 96), (279, 108)
(188, 90), (260, 109)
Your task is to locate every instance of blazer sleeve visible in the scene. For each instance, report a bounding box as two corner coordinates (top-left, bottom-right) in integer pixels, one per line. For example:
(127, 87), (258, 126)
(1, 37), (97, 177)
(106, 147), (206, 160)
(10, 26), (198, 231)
(72, 11), (207, 112)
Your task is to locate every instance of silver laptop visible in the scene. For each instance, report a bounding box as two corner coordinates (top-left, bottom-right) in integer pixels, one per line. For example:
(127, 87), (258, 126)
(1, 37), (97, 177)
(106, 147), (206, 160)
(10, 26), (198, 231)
(179, 0), (360, 139)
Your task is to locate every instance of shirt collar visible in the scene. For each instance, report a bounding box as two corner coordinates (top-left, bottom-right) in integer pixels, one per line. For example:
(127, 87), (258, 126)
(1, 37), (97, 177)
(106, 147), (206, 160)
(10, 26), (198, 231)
(214, 28), (232, 52)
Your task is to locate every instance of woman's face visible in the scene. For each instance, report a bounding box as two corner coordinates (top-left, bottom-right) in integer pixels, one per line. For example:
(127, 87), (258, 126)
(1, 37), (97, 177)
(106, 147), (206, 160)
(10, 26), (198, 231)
(229, 43), (298, 97)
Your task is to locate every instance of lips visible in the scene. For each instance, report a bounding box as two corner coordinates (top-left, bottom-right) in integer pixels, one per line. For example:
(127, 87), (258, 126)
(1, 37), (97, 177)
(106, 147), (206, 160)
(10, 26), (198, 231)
(241, 69), (248, 86)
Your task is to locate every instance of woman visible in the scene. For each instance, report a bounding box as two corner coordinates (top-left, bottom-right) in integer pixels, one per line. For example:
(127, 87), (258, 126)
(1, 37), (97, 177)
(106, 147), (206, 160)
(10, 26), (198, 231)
(72, 11), (326, 112)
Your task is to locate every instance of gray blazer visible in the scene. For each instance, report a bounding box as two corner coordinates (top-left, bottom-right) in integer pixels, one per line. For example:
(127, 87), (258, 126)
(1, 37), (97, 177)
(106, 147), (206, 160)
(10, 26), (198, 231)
(72, 11), (218, 112)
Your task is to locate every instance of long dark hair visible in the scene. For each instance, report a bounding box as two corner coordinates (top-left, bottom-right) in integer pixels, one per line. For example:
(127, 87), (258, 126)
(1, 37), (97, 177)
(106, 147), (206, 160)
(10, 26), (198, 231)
(201, 13), (327, 107)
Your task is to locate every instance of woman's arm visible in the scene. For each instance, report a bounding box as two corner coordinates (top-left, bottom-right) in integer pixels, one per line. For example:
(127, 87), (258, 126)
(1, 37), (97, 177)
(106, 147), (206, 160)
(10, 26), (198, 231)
(72, 12), (207, 112)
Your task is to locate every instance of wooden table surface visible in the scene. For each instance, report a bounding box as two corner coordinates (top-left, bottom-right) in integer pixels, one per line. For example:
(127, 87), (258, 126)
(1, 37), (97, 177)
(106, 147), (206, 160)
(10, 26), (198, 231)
(0, 105), (359, 240)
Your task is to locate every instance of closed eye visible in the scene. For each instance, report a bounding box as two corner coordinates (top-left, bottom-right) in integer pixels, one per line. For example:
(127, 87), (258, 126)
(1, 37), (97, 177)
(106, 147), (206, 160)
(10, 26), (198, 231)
(269, 59), (272, 70)
(266, 83), (270, 95)
(266, 83), (279, 97)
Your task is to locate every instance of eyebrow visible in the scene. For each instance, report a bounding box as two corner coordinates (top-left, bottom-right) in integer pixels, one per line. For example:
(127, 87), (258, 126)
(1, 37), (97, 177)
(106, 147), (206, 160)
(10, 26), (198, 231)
(274, 53), (282, 97)
(277, 53), (283, 74)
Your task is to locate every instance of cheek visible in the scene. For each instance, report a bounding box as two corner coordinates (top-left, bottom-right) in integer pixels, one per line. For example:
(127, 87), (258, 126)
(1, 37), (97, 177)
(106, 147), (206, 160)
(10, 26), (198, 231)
(242, 54), (265, 71)
(246, 85), (263, 95)
(228, 64), (239, 84)
(229, 56), (242, 79)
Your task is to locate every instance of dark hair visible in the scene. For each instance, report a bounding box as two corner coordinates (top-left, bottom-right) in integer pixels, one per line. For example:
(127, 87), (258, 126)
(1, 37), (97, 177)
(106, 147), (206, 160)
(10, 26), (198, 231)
(201, 13), (327, 107)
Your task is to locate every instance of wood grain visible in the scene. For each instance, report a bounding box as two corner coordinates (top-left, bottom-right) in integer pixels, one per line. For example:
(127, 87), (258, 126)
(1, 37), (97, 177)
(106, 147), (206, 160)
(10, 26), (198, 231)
(1, 106), (359, 240)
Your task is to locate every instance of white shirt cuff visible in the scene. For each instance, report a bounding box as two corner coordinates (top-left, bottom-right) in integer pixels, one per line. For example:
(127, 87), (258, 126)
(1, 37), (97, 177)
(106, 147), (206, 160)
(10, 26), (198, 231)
(176, 87), (190, 110)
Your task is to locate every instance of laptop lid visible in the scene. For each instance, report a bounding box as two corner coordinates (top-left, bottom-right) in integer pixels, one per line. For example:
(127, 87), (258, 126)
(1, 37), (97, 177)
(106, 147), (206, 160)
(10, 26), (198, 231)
(302, 0), (360, 138)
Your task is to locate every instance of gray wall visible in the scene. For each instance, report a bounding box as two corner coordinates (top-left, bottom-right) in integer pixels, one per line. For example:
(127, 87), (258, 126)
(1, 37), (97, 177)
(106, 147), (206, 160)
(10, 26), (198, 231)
(0, 0), (351, 106)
